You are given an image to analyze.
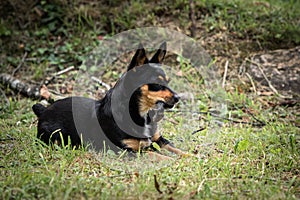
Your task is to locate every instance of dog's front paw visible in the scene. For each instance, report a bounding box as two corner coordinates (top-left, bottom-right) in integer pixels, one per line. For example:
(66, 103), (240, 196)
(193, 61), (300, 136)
(147, 151), (174, 161)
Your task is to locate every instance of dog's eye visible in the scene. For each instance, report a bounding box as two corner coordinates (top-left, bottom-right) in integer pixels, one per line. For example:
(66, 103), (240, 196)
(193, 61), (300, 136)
(148, 84), (164, 91)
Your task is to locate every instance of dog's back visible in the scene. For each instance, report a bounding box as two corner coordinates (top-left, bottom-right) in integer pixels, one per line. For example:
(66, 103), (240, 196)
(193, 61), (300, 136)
(33, 97), (97, 147)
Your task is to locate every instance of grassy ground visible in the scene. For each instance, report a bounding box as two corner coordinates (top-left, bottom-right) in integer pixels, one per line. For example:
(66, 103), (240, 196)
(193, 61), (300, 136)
(1, 96), (299, 199)
(1, 0), (300, 199)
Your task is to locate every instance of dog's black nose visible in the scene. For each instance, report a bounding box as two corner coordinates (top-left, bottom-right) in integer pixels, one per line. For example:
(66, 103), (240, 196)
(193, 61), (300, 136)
(173, 94), (180, 103)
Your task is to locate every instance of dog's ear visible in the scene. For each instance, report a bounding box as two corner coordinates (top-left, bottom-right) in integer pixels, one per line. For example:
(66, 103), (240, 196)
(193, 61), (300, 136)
(149, 42), (167, 64)
(127, 43), (149, 71)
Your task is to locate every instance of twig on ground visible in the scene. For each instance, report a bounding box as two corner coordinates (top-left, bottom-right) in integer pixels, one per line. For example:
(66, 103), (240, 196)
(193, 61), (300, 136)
(245, 72), (257, 94)
(91, 76), (111, 91)
(166, 109), (266, 128)
(12, 52), (28, 76)
(207, 111), (265, 126)
(191, 127), (206, 135)
(247, 58), (277, 94)
(243, 104), (267, 126)
(238, 59), (247, 76)
(45, 66), (75, 85)
(154, 175), (163, 194)
(25, 57), (38, 62)
(222, 60), (229, 88)
(56, 66), (75, 76)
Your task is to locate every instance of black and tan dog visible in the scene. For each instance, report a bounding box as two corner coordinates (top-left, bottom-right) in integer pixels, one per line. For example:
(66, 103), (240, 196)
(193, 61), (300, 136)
(32, 42), (188, 159)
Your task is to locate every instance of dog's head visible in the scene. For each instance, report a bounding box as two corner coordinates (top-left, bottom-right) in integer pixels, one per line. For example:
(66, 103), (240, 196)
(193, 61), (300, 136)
(127, 42), (180, 116)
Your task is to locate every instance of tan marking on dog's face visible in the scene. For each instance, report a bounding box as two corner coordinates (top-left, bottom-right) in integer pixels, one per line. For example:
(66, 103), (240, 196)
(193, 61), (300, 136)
(158, 75), (170, 83)
(122, 138), (152, 151)
(139, 85), (173, 115)
(158, 75), (164, 81)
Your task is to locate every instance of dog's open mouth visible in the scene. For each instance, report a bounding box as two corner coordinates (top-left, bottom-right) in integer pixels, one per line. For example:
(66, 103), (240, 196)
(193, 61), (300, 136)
(157, 101), (175, 109)
(163, 103), (175, 109)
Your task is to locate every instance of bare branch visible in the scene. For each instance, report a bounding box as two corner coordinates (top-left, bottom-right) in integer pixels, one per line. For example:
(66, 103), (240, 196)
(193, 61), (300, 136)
(0, 73), (40, 99)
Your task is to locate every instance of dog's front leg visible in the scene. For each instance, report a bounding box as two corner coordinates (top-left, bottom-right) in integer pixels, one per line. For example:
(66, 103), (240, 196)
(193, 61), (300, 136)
(122, 138), (173, 161)
(162, 143), (191, 157)
(151, 132), (191, 157)
(147, 151), (173, 161)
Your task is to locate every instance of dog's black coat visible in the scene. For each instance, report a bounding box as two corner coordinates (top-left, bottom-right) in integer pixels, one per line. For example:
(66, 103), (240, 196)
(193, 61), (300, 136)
(33, 43), (183, 155)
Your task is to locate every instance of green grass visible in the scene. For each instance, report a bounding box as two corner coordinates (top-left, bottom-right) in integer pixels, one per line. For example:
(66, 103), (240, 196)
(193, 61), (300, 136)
(1, 0), (300, 199)
(0, 92), (299, 199)
(1, 0), (300, 74)
(197, 0), (300, 43)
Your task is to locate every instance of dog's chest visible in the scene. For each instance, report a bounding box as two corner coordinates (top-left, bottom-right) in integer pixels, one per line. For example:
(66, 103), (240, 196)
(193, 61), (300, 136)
(142, 124), (152, 138)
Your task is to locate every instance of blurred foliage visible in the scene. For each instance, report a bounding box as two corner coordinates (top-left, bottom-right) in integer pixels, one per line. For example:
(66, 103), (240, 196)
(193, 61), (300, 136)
(0, 0), (299, 74)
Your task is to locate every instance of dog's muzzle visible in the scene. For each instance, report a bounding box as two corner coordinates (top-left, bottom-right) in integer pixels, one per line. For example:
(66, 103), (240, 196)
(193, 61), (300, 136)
(162, 93), (180, 109)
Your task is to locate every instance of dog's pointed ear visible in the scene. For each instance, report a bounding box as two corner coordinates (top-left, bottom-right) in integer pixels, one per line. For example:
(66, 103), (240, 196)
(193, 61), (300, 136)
(127, 43), (149, 71)
(149, 42), (167, 64)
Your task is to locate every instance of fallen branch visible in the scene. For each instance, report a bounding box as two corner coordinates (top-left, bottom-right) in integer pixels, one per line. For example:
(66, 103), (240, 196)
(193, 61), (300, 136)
(0, 73), (40, 99)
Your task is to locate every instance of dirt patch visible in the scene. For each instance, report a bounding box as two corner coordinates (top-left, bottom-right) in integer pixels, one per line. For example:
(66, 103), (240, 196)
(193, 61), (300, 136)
(247, 46), (300, 98)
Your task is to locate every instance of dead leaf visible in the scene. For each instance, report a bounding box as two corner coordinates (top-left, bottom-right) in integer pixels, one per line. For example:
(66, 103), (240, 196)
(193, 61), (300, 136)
(134, 171), (139, 178)
(237, 85), (244, 94)
(40, 85), (51, 99)
(18, 44), (24, 49)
